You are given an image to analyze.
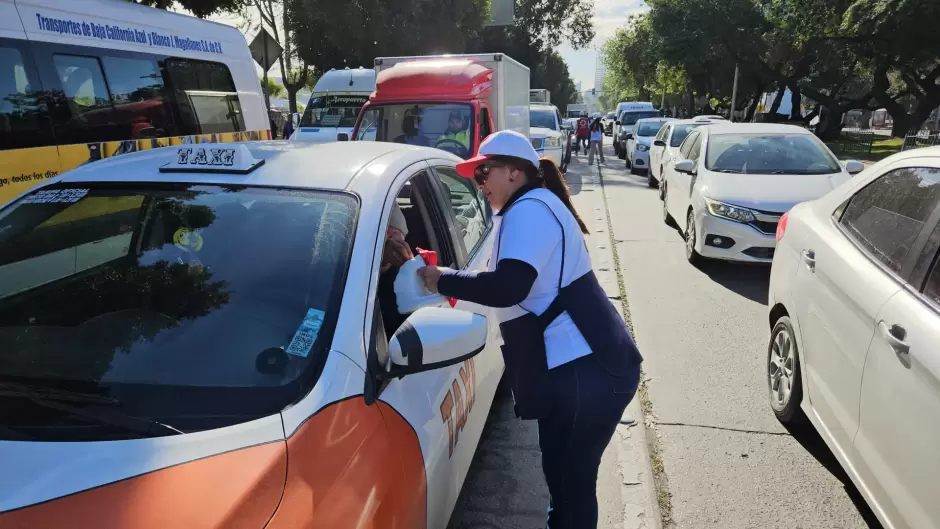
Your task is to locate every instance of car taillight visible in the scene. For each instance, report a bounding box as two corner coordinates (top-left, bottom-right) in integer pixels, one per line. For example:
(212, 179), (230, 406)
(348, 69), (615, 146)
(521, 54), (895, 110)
(776, 210), (790, 242)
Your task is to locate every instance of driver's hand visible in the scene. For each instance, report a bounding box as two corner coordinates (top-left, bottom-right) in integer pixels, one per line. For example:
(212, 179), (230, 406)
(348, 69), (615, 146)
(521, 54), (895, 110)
(381, 238), (414, 272)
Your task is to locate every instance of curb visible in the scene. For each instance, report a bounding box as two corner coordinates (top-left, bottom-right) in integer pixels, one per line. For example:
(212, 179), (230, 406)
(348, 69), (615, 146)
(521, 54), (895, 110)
(581, 159), (664, 529)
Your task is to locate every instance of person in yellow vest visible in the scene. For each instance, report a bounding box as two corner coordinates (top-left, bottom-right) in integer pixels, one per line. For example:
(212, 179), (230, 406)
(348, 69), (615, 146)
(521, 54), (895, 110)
(436, 111), (471, 153)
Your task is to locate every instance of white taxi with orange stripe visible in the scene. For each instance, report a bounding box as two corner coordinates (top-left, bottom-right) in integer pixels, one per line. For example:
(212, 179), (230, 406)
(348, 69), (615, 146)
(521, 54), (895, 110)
(0, 140), (504, 528)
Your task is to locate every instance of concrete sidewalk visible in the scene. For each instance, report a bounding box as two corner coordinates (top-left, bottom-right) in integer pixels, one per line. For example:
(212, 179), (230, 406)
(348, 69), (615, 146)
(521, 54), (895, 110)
(447, 153), (661, 529)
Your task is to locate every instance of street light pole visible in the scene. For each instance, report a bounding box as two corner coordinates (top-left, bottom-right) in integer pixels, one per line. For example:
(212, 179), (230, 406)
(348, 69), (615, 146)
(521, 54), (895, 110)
(730, 64), (740, 122)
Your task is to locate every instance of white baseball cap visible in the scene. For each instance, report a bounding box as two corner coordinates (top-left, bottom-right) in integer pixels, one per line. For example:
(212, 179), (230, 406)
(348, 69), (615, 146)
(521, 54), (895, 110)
(456, 130), (540, 178)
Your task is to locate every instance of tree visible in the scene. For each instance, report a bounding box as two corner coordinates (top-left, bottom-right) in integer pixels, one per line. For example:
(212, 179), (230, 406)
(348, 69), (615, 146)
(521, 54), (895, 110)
(287, 0), (490, 75)
(261, 77), (286, 98)
(128, 0), (248, 18)
(243, 0), (314, 114)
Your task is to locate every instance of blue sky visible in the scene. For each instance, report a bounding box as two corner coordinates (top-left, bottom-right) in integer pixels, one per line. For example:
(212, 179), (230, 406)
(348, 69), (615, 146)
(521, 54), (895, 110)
(558, 0), (648, 90)
(206, 0), (649, 91)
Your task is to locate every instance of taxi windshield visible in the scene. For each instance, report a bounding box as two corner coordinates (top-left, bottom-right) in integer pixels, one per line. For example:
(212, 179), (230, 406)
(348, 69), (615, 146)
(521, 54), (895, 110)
(355, 103), (474, 159)
(299, 94), (370, 128)
(0, 184), (356, 441)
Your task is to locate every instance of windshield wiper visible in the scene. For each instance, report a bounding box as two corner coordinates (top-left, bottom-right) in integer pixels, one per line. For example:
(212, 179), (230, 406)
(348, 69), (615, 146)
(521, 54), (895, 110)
(717, 169), (742, 173)
(0, 382), (184, 438)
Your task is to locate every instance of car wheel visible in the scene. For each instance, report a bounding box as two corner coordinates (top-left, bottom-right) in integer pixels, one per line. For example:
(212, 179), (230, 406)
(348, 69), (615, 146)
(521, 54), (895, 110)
(662, 184), (677, 228)
(647, 169), (657, 188)
(685, 210), (703, 265)
(768, 316), (804, 424)
(658, 167), (666, 200)
(625, 153), (632, 168)
(615, 143), (623, 158)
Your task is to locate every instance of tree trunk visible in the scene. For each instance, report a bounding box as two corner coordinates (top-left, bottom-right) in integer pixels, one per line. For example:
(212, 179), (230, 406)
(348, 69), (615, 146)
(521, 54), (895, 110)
(909, 102), (938, 135)
(287, 89), (299, 115)
(817, 107), (844, 141)
(745, 95), (760, 122)
(789, 86), (802, 121)
(890, 112), (912, 137)
(769, 83), (786, 115)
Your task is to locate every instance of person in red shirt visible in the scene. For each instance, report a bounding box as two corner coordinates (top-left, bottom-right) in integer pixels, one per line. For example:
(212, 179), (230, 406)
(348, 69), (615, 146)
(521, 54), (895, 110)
(576, 114), (591, 155)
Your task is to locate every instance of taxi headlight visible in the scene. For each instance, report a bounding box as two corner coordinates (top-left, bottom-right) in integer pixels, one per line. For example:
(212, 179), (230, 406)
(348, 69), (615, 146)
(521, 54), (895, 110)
(704, 197), (755, 223)
(637, 144), (649, 152)
(531, 138), (545, 150)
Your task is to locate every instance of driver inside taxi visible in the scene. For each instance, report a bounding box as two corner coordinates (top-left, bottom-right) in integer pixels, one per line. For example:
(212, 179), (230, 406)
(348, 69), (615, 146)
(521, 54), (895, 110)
(377, 203), (415, 337)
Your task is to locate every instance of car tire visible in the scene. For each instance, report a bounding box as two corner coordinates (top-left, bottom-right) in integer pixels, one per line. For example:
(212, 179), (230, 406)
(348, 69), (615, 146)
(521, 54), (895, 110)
(662, 184), (677, 228)
(768, 316), (804, 424)
(625, 153), (632, 168)
(647, 169), (657, 188)
(614, 142), (622, 158)
(658, 167), (666, 200)
(685, 209), (703, 266)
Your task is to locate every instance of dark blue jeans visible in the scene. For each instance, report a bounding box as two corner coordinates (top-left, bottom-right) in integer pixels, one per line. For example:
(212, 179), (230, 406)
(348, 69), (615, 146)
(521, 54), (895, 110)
(537, 353), (641, 529)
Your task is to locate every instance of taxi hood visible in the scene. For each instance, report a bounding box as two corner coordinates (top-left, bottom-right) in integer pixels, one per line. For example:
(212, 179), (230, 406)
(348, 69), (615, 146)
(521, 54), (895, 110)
(0, 417), (286, 528)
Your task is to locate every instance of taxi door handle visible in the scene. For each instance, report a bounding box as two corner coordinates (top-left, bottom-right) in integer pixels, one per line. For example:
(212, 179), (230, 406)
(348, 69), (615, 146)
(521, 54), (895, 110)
(878, 321), (910, 359)
(802, 249), (816, 272)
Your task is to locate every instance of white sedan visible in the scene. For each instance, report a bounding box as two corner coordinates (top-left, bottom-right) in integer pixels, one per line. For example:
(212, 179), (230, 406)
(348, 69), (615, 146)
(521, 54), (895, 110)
(661, 123), (864, 264)
(768, 146), (940, 529)
(0, 141), (503, 529)
(649, 118), (715, 192)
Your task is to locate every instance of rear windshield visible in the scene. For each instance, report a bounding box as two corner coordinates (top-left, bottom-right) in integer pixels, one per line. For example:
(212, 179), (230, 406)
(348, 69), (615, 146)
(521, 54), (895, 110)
(670, 124), (704, 147)
(620, 110), (661, 127)
(705, 134), (842, 174)
(0, 184), (356, 441)
(637, 122), (666, 136)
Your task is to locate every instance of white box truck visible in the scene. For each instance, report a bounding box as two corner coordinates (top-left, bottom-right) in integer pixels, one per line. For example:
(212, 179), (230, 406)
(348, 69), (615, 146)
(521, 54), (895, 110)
(529, 89), (551, 104)
(566, 104), (588, 118)
(349, 53), (530, 158)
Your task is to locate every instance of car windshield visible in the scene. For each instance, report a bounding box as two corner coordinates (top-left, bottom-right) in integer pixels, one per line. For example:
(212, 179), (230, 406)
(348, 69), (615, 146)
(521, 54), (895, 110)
(530, 109), (557, 130)
(620, 110), (661, 127)
(637, 122), (666, 136)
(606, 113), (616, 119)
(299, 94), (369, 128)
(670, 124), (704, 147)
(0, 184), (356, 441)
(706, 134), (842, 174)
(355, 103), (474, 159)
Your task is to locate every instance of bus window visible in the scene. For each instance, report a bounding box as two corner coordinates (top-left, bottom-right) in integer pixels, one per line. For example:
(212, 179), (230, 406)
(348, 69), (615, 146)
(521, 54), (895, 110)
(164, 59), (245, 135)
(0, 46), (53, 150)
(101, 56), (176, 139)
(52, 54), (116, 144)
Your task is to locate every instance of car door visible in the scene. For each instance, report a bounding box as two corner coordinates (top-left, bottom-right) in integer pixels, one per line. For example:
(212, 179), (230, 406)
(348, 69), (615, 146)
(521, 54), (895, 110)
(650, 124), (670, 179)
(626, 123), (638, 160)
(366, 165), (476, 529)
(664, 130), (698, 222)
(853, 166), (940, 529)
(792, 164), (940, 459)
(669, 130), (703, 231)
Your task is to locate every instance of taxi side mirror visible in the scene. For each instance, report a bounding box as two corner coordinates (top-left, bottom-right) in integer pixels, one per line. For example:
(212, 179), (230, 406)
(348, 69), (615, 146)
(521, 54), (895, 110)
(337, 133), (349, 141)
(387, 308), (487, 377)
(625, 133), (634, 140)
(653, 139), (666, 147)
(675, 159), (696, 174)
(843, 160), (865, 175)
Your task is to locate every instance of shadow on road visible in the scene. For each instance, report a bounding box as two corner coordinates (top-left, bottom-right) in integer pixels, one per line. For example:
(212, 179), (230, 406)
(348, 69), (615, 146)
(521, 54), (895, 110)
(783, 419), (885, 529)
(564, 167), (584, 195)
(697, 260), (771, 304)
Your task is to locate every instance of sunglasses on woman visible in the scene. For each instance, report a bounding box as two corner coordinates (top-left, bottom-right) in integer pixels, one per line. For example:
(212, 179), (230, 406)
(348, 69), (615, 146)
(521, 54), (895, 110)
(473, 163), (505, 186)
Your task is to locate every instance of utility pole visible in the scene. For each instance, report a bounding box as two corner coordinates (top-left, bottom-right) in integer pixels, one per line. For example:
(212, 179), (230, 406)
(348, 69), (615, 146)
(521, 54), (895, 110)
(730, 64), (740, 122)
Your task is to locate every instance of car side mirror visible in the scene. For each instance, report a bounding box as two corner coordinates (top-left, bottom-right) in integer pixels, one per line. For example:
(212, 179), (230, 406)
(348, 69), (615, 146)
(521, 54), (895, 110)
(675, 159), (696, 174)
(291, 113), (300, 126)
(337, 133), (349, 141)
(843, 160), (865, 175)
(615, 120), (621, 126)
(653, 139), (666, 147)
(625, 133), (634, 140)
(387, 307), (487, 377)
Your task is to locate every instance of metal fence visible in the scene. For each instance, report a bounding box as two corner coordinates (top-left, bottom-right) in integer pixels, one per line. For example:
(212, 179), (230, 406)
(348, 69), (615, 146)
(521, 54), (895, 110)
(832, 127), (876, 156)
(902, 130), (940, 151)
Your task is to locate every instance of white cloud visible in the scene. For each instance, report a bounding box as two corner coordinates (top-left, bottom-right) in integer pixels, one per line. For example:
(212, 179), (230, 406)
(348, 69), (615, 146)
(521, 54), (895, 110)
(557, 0), (649, 93)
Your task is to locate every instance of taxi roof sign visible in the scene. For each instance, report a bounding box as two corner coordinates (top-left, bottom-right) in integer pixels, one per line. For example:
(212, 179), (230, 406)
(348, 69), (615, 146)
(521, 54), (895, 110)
(159, 145), (265, 175)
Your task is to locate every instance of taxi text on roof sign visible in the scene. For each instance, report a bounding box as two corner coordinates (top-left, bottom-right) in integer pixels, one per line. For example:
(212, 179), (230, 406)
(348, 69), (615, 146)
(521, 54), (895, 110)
(159, 145), (264, 175)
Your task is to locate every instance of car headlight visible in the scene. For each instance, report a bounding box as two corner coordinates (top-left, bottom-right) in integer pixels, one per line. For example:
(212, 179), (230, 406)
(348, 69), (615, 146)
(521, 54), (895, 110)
(531, 138), (545, 150)
(544, 136), (560, 148)
(704, 197), (755, 223)
(637, 144), (649, 152)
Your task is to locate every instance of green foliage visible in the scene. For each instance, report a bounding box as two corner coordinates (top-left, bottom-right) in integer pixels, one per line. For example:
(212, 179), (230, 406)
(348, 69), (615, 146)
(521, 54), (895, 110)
(261, 77), (286, 98)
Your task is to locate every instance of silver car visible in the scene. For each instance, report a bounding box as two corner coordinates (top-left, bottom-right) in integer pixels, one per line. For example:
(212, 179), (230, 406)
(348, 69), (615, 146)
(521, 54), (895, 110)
(624, 118), (674, 177)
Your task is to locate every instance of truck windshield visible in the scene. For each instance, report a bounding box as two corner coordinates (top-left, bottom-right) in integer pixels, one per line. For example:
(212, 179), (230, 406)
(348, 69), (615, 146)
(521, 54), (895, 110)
(355, 103), (475, 159)
(299, 94), (370, 128)
(0, 184), (356, 441)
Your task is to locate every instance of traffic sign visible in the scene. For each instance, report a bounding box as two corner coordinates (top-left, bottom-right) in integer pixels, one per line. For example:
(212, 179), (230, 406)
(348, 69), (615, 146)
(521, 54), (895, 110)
(249, 28), (283, 71)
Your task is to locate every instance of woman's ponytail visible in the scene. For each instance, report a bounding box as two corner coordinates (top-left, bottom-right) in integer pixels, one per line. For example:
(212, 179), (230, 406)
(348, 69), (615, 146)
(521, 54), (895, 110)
(538, 158), (589, 234)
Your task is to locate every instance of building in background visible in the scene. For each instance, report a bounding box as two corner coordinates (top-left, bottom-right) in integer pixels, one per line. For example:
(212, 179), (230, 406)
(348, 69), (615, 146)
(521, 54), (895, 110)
(594, 55), (606, 95)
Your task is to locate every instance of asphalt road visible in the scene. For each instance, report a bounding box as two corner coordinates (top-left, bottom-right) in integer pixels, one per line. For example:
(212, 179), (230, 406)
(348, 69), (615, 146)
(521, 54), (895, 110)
(598, 143), (881, 529)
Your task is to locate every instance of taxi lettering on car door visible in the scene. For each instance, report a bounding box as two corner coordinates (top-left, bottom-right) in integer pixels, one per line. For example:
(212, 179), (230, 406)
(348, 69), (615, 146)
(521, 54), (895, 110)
(440, 358), (477, 457)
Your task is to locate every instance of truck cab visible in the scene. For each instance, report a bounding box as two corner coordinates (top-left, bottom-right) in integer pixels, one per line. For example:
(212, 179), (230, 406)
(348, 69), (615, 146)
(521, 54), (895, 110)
(350, 54), (529, 159)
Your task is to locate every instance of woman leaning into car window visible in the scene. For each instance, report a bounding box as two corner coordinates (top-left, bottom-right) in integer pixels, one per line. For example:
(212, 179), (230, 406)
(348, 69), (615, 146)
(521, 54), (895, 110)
(416, 130), (643, 529)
